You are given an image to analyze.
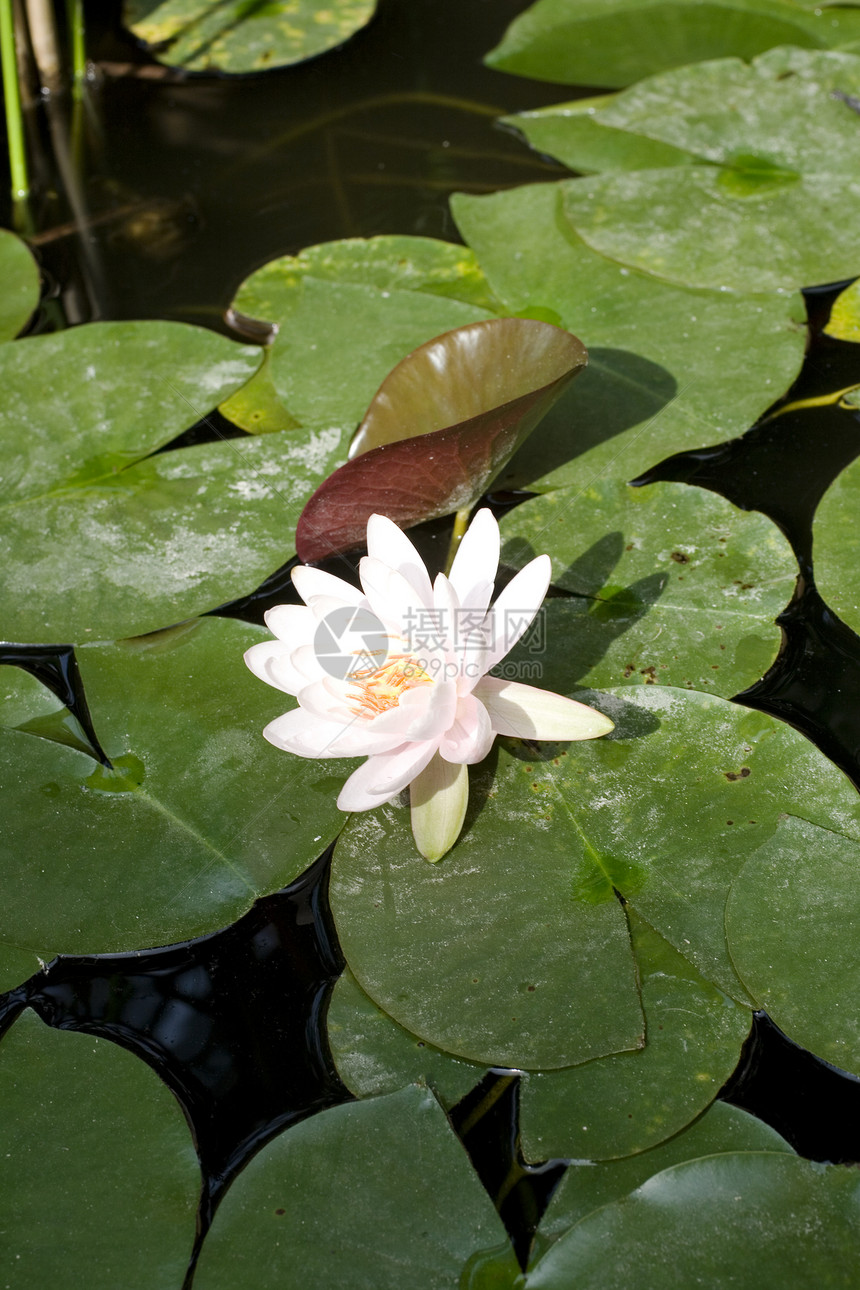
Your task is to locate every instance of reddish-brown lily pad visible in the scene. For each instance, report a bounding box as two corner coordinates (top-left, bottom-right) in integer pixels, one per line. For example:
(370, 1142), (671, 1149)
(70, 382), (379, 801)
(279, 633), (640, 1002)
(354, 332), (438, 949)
(296, 317), (586, 561)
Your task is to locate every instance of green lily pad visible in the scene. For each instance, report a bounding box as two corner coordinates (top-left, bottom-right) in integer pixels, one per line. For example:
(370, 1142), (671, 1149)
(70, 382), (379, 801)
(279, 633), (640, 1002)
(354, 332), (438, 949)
(526, 1154), (860, 1288)
(518, 910), (751, 1161)
(0, 321), (260, 502)
(824, 278), (860, 343)
(193, 1085), (521, 1290)
(124, 0), (377, 73)
(2, 416), (349, 642)
(503, 98), (695, 174)
(484, 0), (860, 89)
(451, 183), (806, 491)
(327, 968), (490, 1108)
(499, 478), (797, 697)
(230, 236), (499, 430)
(0, 1009), (198, 1290)
(334, 685), (860, 1071)
(219, 349), (302, 433)
(726, 815), (860, 1075)
(332, 757), (644, 1071)
(557, 49), (860, 292)
(0, 228), (39, 340)
(0, 618), (350, 991)
(812, 454), (860, 638)
(532, 1101), (793, 1263)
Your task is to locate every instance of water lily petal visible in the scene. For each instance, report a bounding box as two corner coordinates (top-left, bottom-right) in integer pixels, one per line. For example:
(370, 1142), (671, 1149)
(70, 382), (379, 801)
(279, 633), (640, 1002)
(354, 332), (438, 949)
(439, 692), (495, 765)
(410, 754), (469, 863)
(448, 507), (499, 615)
(263, 707), (371, 758)
(431, 572), (461, 662)
(474, 676), (615, 740)
(478, 554), (552, 677)
(291, 566), (365, 611)
(263, 604), (316, 643)
(244, 641), (310, 696)
(337, 739), (439, 811)
(366, 678), (458, 742)
(367, 513), (433, 607)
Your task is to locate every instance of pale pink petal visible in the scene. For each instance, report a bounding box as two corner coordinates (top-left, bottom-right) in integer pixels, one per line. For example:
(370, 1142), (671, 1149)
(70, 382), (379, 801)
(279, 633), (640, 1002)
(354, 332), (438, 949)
(264, 708), (377, 758)
(244, 641), (308, 696)
(474, 676), (615, 741)
(263, 604), (316, 644)
(448, 508), (499, 615)
(336, 740), (439, 811)
(439, 692), (495, 765)
(477, 554), (552, 677)
(430, 572), (461, 662)
(291, 565), (364, 610)
(367, 513), (433, 606)
(287, 643), (327, 685)
(359, 556), (428, 634)
(370, 678), (458, 742)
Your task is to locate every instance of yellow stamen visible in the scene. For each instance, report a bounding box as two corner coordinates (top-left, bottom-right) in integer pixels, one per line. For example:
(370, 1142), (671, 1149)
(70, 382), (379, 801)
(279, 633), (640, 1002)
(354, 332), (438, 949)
(348, 653), (432, 718)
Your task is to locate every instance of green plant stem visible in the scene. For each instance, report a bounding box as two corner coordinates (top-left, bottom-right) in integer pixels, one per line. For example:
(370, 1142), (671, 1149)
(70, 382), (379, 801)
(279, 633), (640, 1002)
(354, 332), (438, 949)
(0, 0), (29, 200)
(69, 0), (84, 95)
(443, 508), (472, 576)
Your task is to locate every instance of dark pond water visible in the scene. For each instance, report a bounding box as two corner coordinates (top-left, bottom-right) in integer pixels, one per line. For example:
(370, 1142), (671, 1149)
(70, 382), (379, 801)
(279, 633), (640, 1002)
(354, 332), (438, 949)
(4, 0), (860, 1277)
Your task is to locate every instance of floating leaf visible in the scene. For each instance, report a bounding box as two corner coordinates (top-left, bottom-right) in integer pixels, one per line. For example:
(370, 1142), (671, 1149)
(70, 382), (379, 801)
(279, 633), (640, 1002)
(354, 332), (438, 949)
(451, 183), (806, 491)
(824, 278), (860, 343)
(331, 751), (644, 1070)
(518, 910), (751, 1161)
(499, 478), (797, 697)
(231, 236), (499, 430)
(557, 49), (860, 291)
(219, 350), (302, 433)
(0, 228), (39, 340)
(503, 98), (695, 174)
(485, 0), (860, 89)
(2, 412), (348, 642)
(327, 968), (489, 1108)
(812, 454), (860, 638)
(532, 1101), (793, 1263)
(333, 685), (860, 1078)
(124, 0), (377, 73)
(0, 619), (350, 991)
(0, 1010), (198, 1289)
(526, 1154), (860, 1288)
(726, 815), (860, 1075)
(193, 1085), (521, 1290)
(296, 318), (586, 561)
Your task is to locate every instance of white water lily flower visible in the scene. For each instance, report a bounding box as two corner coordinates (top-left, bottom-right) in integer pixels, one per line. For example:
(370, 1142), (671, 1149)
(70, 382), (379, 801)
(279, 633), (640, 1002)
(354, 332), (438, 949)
(245, 510), (614, 862)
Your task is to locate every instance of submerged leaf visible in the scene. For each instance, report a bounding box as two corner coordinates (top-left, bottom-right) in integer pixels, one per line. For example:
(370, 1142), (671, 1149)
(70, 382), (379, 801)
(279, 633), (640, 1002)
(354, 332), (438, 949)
(0, 1010), (198, 1290)
(296, 318), (586, 561)
(124, 0), (377, 73)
